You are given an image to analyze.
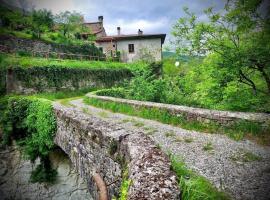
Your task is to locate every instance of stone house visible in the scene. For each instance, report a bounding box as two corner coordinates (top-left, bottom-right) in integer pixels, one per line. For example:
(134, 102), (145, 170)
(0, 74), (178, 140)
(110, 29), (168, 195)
(83, 16), (166, 63)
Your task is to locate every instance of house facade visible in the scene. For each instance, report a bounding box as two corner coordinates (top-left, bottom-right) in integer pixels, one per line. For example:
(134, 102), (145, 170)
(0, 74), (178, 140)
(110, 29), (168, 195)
(84, 16), (166, 63)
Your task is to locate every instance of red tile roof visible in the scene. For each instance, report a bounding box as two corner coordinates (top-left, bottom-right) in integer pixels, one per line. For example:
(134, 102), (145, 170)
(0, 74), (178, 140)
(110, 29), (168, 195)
(96, 34), (166, 44)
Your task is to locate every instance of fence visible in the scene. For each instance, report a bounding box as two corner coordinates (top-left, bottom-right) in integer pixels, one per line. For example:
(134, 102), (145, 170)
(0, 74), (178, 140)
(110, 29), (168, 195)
(0, 44), (120, 62)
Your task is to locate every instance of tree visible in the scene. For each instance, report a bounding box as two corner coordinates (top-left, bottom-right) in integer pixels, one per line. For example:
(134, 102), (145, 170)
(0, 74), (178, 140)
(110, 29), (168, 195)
(32, 9), (54, 38)
(172, 0), (270, 95)
(55, 11), (85, 38)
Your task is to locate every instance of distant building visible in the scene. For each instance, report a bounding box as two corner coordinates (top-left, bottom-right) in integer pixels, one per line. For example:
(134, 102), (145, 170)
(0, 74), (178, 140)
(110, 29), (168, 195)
(83, 16), (166, 63)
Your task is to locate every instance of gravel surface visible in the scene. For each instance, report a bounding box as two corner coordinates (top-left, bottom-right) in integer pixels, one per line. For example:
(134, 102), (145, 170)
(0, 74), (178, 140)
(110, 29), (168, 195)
(69, 98), (270, 200)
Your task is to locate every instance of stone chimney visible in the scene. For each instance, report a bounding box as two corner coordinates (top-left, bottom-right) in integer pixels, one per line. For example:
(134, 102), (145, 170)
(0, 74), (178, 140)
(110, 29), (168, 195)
(98, 16), (103, 23)
(117, 27), (121, 35)
(138, 29), (143, 35)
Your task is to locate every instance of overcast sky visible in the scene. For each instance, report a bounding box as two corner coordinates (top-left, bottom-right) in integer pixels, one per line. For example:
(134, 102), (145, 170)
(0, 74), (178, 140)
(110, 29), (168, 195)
(4, 0), (226, 46)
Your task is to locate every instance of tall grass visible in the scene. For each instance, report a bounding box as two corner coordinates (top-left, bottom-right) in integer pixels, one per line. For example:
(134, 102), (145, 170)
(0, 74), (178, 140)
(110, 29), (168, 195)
(170, 155), (230, 200)
(0, 54), (147, 70)
(83, 96), (268, 141)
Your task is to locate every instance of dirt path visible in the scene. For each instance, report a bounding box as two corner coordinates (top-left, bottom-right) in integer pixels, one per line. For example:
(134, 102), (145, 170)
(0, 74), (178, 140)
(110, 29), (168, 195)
(69, 98), (270, 200)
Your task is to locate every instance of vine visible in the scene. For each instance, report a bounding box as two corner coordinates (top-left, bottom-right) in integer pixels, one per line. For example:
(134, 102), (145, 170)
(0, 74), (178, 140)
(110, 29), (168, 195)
(1, 96), (57, 183)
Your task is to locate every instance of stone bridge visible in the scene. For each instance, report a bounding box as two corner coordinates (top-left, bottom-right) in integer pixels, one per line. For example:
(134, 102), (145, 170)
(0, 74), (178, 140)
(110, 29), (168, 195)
(53, 102), (181, 200)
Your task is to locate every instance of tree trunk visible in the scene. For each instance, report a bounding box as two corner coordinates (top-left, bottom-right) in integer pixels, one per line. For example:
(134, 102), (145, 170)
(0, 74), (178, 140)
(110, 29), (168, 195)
(258, 67), (270, 95)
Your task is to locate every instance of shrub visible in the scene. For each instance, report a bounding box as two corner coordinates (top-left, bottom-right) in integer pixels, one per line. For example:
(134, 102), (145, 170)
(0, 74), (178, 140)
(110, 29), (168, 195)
(95, 87), (127, 98)
(1, 96), (57, 183)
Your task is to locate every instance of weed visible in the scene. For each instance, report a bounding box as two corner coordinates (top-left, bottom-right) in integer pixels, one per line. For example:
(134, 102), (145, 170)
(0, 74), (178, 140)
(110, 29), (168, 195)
(98, 111), (109, 118)
(118, 169), (132, 200)
(82, 107), (92, 115)
(121, 118), (132, 123)
(165, 131), (176, 137)
(174, 136), (183, 143)
(203, 142), (214, 151)
(132, 121), (144, 127)
(230, 149), (262, 162)
(145, 128), (157, 135)
(170, 155), (230, 200)
(184, 137), (194, 143)
(109, 140), (118, 155)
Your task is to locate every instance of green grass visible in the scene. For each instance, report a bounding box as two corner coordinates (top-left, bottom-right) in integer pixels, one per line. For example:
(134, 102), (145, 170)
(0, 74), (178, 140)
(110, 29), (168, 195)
(59, 96), (82, 107)
(170, 155), (230, 200)
(31, 88), (98, 101)
(0, 54), (138, 69)
(83, 96), (269, 142)
(203, 142), (214, 151)
(116, 169), (132, 200)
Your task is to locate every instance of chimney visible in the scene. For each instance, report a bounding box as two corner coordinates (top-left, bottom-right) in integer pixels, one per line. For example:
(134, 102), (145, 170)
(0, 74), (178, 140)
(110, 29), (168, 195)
(117, 27), (121, 35)
(98, 16), (103, 23)
(138, 29), (143, 35)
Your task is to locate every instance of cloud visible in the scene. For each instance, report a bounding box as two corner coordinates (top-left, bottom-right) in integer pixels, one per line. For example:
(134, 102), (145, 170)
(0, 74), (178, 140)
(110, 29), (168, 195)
(2, 0), (226, 45)
(104, 18), (169, 35)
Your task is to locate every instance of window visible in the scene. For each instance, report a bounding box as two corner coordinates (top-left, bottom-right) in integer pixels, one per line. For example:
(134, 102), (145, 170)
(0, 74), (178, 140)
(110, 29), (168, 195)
(128, 44), (134, 53)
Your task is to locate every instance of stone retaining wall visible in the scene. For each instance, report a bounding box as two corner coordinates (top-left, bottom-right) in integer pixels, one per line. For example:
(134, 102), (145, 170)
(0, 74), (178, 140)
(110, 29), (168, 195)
(53, 102), (180, 199)
(3, 67), (131, 95)
(86, 94), (270, 127)
(0, 34), (101, 56)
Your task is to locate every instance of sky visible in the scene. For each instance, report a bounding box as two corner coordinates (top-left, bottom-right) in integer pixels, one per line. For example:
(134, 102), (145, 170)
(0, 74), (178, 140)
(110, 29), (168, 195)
(4, 0), (226, 46)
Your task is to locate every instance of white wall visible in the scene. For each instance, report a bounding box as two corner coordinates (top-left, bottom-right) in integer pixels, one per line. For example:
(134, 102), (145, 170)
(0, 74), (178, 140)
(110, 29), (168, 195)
(116, 38), (162, 63)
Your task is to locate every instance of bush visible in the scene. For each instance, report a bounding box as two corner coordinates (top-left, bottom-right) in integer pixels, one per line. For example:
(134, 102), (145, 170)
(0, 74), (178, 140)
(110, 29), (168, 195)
(1, 96), (57, 182)
(95, 87), (127, 98)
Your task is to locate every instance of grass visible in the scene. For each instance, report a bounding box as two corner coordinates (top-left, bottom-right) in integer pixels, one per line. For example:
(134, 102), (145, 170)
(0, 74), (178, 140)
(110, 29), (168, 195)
(114, 169), (131, 200)
(58, 96), (82, 107)
(31, 88), (98, 101)
(0, 53), (147, 72)
(98, 111), (109, 118)
(132, 121), (144, 127)
(184, 137), (194, 143)
(203, 142), (214, 151)
(143, 127), (157, 135)
(82, 107), (92, 115)
(170, 155), (230, 200)
(165, 131), (176, 137)
(83, 96), (269, 143)
(174, 136), (183, 143)
(230, 149), (262, 162)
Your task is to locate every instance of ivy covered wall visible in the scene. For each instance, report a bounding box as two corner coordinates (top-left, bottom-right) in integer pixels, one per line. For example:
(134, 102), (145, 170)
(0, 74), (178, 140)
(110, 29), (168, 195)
(3, 66), (132, 95)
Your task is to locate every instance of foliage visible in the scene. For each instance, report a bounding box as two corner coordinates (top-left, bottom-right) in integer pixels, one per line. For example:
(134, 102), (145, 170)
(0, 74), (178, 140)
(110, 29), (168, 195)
(32, 9), (54, 39)
(83, 96), (269, 141)
(30, 157), (57, 183)
(1, 96), (57, 183)
(170, 155), (230, 200)
(118, 169), (131, 200)
(54, 11), (88, 40)
(32, 88), (98, 100)
(0, 54), (133, 69)
(172, 0), (270, 100)
(94, 88), (127, 98)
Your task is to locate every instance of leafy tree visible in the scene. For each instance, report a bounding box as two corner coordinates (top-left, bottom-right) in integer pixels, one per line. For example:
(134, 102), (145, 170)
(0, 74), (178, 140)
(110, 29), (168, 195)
(172, 0), (270, 95)
(32, 9), (54, 38)
(55, 11), (85, 38)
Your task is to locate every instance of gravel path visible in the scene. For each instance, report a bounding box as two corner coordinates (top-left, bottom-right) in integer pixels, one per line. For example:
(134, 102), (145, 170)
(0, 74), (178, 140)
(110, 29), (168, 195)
(69, 98), (270, 200)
